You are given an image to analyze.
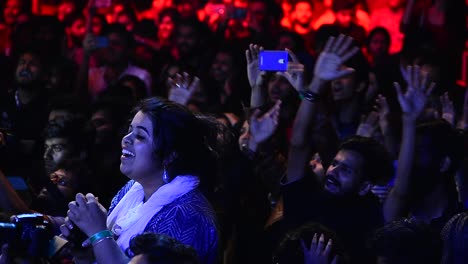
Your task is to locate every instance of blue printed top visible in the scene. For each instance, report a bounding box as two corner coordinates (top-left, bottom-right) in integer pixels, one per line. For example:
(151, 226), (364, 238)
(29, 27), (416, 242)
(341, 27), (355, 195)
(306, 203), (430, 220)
(109, 180), (219, 264)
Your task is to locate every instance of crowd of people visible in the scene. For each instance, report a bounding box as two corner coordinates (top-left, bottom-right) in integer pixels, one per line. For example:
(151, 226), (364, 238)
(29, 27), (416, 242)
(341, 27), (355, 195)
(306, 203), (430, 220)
(0, 0), (467, 263)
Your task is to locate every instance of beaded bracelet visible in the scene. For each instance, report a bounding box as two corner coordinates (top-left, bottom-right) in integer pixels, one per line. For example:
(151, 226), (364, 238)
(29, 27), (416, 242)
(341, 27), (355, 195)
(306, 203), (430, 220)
(300, 90), (320, 103)
(89, 230), (113, 246)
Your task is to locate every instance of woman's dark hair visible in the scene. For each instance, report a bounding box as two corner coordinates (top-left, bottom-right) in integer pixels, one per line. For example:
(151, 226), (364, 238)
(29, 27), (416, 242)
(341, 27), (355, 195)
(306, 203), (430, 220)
(132, 97), (218, 181)
(366, 27), (391, 50)
(128, 232), (200, 263)
(340, 136), (394, 184)
(441, 212), (468, 264)
(369, 218), (442, 264)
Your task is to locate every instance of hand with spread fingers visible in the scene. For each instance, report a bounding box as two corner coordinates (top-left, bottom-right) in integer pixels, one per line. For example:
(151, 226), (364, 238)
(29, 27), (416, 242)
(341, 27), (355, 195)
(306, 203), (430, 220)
(67, 193), (108, 237)
(302, 234), (339, 264)
(276, 49), (305, 92)
(313, 34), (359, 82)
(250, 100), (281, 145)
(394, 65), (435, 121)
(246, 44), (267, 89)
(168, 72), (200, 106)
(356, 111), (379, 138)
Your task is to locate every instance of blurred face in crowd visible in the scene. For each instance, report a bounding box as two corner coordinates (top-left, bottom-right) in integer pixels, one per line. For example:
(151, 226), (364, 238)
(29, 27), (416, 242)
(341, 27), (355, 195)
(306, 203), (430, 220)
(176, 24), (197, 56)
(68, 17), (86, 44)
(15, 53), (43, 85)
(4, 0), (22, 25)
(294, 2), (313, 26)
(324, 150), (366, 196)
(248, 1), (267, 24)
(177, 2), (196, 18)
(210, 52), (234, 83)
(268, 74), (295, 102)
(121, 111), (161, 181)
(331, 67), (356, 101)
(368, 32), (389, 57)
(43, 138), (73, 176)
(41, 168), (77, 200)
(92, 17), (105, 35)
(91, 110), (115, 145)
(153, 0), (173, 10)
(277, 35), (296, 51)
(158, 15), (175, 41)
(388, 0), (404, 10)
(104, 32), (129, 64)
(335, 9), (353, 28)
(57, 1), (76, 21)
(116, 13), (135, 32)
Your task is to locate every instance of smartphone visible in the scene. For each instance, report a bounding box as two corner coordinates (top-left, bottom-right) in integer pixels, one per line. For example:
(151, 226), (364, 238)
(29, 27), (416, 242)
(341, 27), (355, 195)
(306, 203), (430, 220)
(95, 0), (112, 8)
(95, 36), (109, 49)
(259, 51), (289, 72)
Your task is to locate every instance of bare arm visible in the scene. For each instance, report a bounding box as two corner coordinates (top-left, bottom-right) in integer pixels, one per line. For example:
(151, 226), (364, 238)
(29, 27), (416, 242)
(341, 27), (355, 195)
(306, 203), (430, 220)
(285, 35), (359, 184)
(383, 66), (435, 222)
(246, 44), (267, 108)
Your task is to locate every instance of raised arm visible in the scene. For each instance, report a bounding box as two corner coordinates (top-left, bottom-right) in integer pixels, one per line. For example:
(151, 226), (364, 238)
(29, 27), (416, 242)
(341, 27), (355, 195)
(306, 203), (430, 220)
(246, 44), (267, 108)
(285, 35), (359, 184)
(75, 0), (96, 102)
(383, 66), (435, 222)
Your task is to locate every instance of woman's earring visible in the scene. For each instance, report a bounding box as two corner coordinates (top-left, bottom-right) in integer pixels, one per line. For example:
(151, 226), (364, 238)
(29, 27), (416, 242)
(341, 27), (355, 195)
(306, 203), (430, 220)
(163, 165), (170, 183)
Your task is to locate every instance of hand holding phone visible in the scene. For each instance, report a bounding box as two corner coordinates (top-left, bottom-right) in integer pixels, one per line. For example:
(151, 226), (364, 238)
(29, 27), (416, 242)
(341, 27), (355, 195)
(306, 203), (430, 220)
(259, 51), (289, 72)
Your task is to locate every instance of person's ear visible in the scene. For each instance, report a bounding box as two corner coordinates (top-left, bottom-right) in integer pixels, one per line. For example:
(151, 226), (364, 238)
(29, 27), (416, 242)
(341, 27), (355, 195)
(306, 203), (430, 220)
(358, 181), (372, 196)
(440, 156), (451, 173)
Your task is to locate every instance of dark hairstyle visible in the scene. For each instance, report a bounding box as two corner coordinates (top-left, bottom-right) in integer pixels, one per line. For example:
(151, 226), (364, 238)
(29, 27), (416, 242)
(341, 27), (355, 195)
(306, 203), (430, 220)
(63, 12), (84, 28)
(416, 120), (464, 175)
(369, 218), (442, 264)
(158, 7), (180, 24)
(117, 5), (138, 24)
(441, 212), (468, 264)
(332, 0), (357, 12)
(340, 136), (394, 184)
(128, 232), (200, 263)
(132, 97), (218, 180)
(48, 95), (88, 120)
(366, 27), (391, 49)
(104, 23), (136, 49)
(274, 222), (347, 264)
(43, 118), (93, 155)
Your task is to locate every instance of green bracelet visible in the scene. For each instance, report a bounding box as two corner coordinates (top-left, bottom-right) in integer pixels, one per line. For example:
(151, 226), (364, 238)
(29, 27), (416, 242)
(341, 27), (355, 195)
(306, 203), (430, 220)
(89, 230), (113, 245)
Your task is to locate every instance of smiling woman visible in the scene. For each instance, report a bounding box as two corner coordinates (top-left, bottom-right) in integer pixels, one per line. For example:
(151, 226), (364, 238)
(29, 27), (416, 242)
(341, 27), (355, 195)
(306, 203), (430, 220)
(62, 97), (219, 264)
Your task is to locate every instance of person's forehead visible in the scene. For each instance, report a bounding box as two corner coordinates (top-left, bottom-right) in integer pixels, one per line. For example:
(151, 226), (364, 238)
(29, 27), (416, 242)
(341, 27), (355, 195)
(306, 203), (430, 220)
(336, 149), (364, 167)
(45, 137), (70, 145)
(132, 111), (153, 131)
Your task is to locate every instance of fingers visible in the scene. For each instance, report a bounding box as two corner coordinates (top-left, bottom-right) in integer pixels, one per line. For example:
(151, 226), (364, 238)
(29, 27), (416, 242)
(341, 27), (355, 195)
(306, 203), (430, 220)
(334, 68), (355, 80)
(331, 35), (345, 53)
(285, 48), (300, 63)
(188, 76), (200, 94)
(317, 234), (326, 252)
(323, 36), (335, 52)
(323, 238), (333, 257)
(425, 82), (436, 96)
(341, 46), (359, 62)
(393, 82), (403, 98)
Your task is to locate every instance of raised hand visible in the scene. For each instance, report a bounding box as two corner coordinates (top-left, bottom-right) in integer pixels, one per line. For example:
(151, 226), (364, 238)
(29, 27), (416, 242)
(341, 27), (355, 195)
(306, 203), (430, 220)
(374, 94), (390, 131)
(371, 184), (391, 204)
(439, 92), (455, 125)
(394, 65), (435, 120)
(302, 234), (338, 264)
(313, 35), (359, 82)
(277, 49), (305, 92)
(250, 100), (281, 145)
(67, 193), (108, 237)
(356, 112), (379, 138)
(168, 72), (200, 105)
(246, 44), (267, 89)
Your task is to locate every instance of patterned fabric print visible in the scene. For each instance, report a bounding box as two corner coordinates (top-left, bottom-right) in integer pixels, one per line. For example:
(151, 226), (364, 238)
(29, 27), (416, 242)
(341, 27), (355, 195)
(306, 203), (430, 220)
(109, 180), (219, 264)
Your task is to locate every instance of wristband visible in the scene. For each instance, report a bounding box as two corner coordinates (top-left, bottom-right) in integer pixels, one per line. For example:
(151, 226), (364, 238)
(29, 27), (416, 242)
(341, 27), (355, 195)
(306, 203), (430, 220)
(300, 90), (320, 103)
(89, 230), (113, 245)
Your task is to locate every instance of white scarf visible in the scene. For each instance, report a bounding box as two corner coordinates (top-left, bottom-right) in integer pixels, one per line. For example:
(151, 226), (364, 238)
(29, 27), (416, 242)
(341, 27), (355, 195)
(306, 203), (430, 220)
(106, 175), (200, 250)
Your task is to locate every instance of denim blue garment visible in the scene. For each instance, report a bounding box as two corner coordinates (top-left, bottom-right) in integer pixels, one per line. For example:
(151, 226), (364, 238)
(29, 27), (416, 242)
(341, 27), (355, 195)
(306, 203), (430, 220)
(109, 180), (219, 264)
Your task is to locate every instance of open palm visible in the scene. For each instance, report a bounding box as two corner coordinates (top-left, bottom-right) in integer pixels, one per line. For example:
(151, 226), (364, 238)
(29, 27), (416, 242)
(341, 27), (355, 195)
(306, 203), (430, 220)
(246, 44), (266, 88)
(168, 72), (200, 105)
(394, 65), (435, 120)
(250, 100), (281, 144)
